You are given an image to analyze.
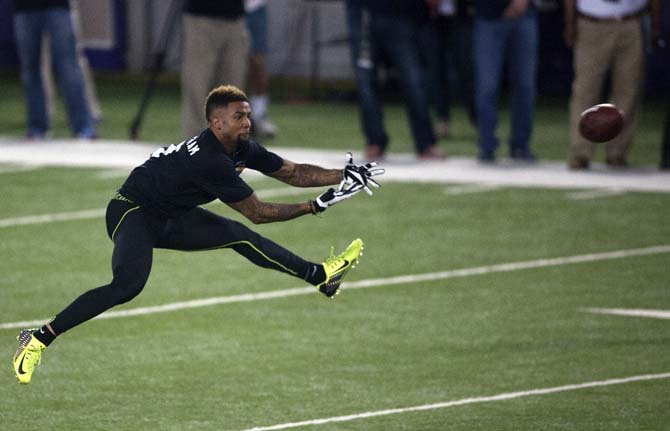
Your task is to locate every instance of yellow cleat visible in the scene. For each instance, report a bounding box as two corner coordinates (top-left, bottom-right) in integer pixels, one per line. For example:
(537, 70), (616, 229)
(13, 329), (46, 384)
(317, 238), (364, 297)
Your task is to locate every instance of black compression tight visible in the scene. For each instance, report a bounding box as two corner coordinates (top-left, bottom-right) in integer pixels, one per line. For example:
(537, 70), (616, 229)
(49, 199), (318, 335)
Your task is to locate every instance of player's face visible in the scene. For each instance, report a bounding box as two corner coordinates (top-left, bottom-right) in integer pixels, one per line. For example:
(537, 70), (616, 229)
(211, 101), (252, 143)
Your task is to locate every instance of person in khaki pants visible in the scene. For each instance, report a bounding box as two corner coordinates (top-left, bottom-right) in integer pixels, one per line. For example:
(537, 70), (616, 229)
(181, 0), (249, 139)
(564, 0), (661, 169)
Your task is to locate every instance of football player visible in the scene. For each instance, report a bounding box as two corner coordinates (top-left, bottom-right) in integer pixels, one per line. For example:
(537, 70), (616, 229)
(13, 85), (384, 384)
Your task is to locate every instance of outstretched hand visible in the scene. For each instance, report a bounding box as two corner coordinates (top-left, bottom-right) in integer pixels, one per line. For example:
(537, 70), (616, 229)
(342, 152), (386, 195)
(312, 181), (363, 213)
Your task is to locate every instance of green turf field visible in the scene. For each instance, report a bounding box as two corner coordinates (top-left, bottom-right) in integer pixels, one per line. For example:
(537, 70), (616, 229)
(1, 72), (669, 429)
(0, 162), (669, 430)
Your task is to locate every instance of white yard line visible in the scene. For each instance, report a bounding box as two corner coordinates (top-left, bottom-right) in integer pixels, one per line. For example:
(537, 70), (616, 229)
(239, 372), (670, 431)
(0, 163), (42, 174)
(1, 244), (668, 330)
(0, 187), (317, 229)
(583, 308), (670, 319)
(94, 169), (132, 179)
(0, 208), (106, 228)
(566, 188), (627, 200)
(443, 184), (500, 195)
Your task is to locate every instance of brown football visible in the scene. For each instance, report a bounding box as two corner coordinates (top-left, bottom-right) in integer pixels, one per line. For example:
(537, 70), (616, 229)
(578, 104), (624, 143)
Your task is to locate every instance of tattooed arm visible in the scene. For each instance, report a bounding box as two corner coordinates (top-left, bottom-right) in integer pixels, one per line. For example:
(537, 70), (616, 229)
(267, 159), (343, 187)
(226, 192), (314, 224)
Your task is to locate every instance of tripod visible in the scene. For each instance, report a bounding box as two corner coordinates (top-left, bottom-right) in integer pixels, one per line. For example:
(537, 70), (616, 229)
(129, 0), (184, 140)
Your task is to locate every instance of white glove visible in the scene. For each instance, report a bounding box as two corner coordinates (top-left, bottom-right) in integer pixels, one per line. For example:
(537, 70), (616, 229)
(342, 152), (386, 195)
(312, 181), (363, 213)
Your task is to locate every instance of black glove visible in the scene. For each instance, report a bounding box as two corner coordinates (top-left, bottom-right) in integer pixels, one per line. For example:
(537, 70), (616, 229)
(342, 152), (385, 195)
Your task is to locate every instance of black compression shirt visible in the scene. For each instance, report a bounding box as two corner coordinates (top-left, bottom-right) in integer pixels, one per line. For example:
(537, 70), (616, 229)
(119, 129), (283, 218)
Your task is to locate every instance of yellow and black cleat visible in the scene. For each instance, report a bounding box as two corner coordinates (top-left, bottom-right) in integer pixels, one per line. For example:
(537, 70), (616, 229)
(317, 238), (364, 297)
(13, 329), (46, 384)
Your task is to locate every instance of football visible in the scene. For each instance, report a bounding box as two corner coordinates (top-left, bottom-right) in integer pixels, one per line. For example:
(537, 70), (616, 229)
(578, 103), (624, 143)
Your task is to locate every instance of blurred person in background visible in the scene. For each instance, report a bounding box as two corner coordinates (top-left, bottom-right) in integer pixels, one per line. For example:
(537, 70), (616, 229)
(473, 0), (538, 162)
(41, 0), (102, 126)
(12, 0), (97, 139)
(345, 0), (388, 161)
(182, 0), (249, 139)
(347, 0), (446, 160)
(423, 0), (476, 139)
(245, 0), (277, 138)
(564, 0), (661, 169)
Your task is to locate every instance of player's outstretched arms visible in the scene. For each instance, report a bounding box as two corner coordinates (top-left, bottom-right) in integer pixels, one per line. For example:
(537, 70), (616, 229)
(227, 182), (363, 224)
(267, 159), (343, 187)
(227, 193), (313, 224)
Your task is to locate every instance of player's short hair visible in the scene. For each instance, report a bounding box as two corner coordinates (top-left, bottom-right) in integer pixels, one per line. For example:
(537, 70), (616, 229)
(204, 85), (249, 122)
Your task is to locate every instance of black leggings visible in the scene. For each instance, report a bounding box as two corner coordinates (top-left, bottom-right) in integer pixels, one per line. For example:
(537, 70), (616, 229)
(49, 199), (316, 335)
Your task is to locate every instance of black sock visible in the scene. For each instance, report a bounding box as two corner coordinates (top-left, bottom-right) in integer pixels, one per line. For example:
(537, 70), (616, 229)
(305, 264), (326, 286)
(33, 325), (56, 346)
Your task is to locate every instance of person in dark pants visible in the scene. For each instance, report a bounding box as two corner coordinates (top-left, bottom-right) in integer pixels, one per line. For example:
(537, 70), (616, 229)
(473, 0), (538, 162)
(13, 85), (384, 385)
(345, 0), (388, 161)
(421, 0), (476, 138)
(12, 0), (97, 139)
(346, 0), (447, 160)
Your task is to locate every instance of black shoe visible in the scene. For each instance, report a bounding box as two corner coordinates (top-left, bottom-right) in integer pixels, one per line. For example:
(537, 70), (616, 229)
(479, 150), (495, 163)
(510, 148), (536, 162)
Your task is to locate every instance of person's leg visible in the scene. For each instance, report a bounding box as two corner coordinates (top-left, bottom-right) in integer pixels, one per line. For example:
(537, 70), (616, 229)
(434, 16), (452, 126)
(453, 17), (477, 126)
(507, 10), (538, 158)
(156, 207), (363, 298)
(13, 11), (49, 137)
(246, 8), (267, 97)
(14, 200), (163, 384)
(156, 208), (321, 283)
(473, 17), (507, 160)
(353, 60), (388, 157)
(219, 18), (249, 91)
(605, 18), (644, 165)
(40, 35), (57, 124)
(246, 6), (277, 137)
(568, 18), (615, 167)
(372, 15), (436, 155)
(181, 15), (222, 139)
(70, 0), (103, 122)
(417, 18), (449, 136)
(45, 7), (95, 137)
(345, 1), (388, 157)
(44, 201), (162, 339)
